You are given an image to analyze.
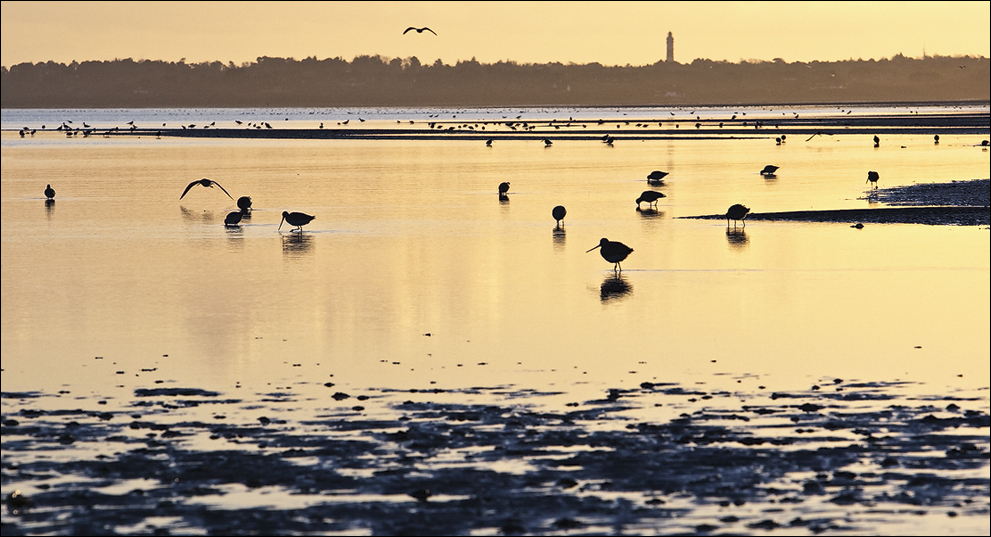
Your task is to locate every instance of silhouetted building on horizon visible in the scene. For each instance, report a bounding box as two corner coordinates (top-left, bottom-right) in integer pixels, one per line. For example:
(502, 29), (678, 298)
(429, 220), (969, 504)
(666, 31), (674, 63)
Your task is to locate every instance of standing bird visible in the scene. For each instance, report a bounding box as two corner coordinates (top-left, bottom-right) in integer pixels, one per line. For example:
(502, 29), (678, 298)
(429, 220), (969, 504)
(760, 165), (779, 176)
(873, 135), (880, 147)
(237, 196), (253, 211)
(647, 170), (669, 185)
(224, 211), (243, 227)
(44, 184), (56, 199)
(552, 205), (567, 228)
(934, 134), (939, 144)
(543, 139), (553, 147)
(587, 238), (634, 272)
(498, 182), (510, 196)
(485, 139), (493, 147)
(636, 190), (666, 210)
(403, 26), (437, 35)
(279, 211), (315, 232)
(726, 204), (750, 228)
(866, 171), (880, 189)
(179, 178), (234, 200)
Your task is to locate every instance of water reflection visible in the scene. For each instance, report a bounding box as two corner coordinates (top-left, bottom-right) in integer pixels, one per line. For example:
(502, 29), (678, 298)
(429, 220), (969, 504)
(44, 198), (55, 218)
(600, 273), (632, 303)
(180, 206), (216, 223)
(552, 226), (566, 249)
(281, 232), (313, 256)
(636, 208), (664, 219)
(726, 228), (749, 249)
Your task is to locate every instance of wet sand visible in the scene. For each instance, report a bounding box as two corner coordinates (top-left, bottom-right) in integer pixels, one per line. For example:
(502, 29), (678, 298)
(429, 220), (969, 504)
(3, 381), (989, 535)
(683, 179), (991, 227)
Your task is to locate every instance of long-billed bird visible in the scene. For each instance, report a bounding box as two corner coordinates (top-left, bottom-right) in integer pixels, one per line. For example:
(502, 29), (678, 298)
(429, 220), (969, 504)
(403, 26), (437, 35)
(44, 184), (56, 199)
(866, 171), (880, 189)
(760, 165), (779, 176)
(726, 204), (750, 227)
(552, 205), (567, 228)
(179, 178), (233, 200)
(279, 211), (315, 232)
(587, 238), (634, 272)
(636, 190), (666, 210)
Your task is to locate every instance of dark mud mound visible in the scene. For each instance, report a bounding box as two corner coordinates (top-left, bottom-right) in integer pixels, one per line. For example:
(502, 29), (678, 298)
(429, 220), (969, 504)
(2, 381), (988, 535)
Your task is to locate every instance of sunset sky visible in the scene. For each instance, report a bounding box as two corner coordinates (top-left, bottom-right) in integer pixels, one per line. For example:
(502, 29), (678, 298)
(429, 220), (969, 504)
(2, 1), (989, 68)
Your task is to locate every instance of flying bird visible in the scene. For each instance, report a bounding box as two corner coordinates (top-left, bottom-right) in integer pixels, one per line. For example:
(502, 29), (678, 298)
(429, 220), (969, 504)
(279, 211), (315, 232)
(403, 26), (437, 35)
(44, 184), (56, 199)
(726, 204), (750, 228)
(587, 238), (634, 272)
(179, 178), (234, 200)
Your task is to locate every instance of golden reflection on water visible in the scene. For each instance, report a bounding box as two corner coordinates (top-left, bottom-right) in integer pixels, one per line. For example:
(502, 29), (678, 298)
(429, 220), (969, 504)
(1, 132), (989, 401)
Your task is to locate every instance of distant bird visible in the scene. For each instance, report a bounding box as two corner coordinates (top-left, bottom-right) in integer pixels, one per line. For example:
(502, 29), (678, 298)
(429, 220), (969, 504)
(179, 178), (233, 200)
(485, 139), (493, 147)
(587, 238), (634, 272)
(647, 170), (669, 184)
(805, 131), (833, 141)
(636, 190), (666, 210)
(224, 211), (243, 227)
(726, 204), (750, 227)
(873, 135), (880, 147)
(237, 196), (253, 211)
(279, 211), (315, 232)
(866, 171), (880, 189)
(44, 184), (55, 199)
(934, 134), (939, 144)
(403, 26), (437, 35)
(760, 165), (779, 176)
(498, 182), (510, 195)
(552, 205), (567, 228)
(543, 139), (553, 147)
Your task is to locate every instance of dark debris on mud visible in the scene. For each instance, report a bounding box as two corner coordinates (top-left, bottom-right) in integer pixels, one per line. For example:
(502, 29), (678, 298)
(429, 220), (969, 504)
(2, 382), (989, 536)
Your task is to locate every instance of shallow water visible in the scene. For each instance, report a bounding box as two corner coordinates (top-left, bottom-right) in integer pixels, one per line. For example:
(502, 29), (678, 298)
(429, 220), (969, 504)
(2, 106), (989, 534)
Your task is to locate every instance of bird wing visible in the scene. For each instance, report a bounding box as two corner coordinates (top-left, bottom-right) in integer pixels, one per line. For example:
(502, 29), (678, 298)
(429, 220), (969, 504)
(403, 27), (416, 34)
(179, 180), (200, 200)
(210, 180), (235, 200)
(424, 27), (437, 35)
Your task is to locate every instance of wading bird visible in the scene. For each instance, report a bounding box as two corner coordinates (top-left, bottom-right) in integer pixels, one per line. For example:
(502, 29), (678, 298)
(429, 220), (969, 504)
(636, 190), (666, 210)
(866, 171), (880, 189)
(873, 135), (880, 147)
(726, 204), (750, 228)
(647, 170), (668, 184)
(279, 211), (315, 232)
(760, 165), (779, 176)
(179, 178), (233, 200)
(587, 238), (634, 272)
(237, 196), (252, 211)
(403, 26), (437, 35)
(498, 182), (510, 196)
(552, 205), (567, 228)
(224, 211), (243, 227)
(44, 184), (55, 199)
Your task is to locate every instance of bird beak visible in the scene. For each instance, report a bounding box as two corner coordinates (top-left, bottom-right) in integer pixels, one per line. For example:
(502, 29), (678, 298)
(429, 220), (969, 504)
(586, 245), (601, 253)
(278, 217), (284, 230)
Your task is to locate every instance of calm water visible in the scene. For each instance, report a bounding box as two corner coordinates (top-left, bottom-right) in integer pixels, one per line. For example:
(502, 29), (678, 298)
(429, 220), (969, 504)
(2, 107), (989, 405)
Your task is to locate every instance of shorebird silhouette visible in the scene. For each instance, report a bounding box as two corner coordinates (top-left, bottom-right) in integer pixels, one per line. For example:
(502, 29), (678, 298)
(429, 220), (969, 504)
(403, 26), (437, 35)
(873, 135), (880, 147)
(760, 165), (779, 176)
(279, 211), (315, 232)
(44, 184), (56, 199)
(543, 139), (553, 147)
(647, 170), (669, 184)
(237, 196), (252, 211)
(636, 190), (666, 210)
(726, 204), (750, 228)
(498, 182), (510, 195)
(866, 171), (880, 189)
(486, 139), (493, 147)
(587, 238), (634, 272)
(552, 205), (567, 228)
(179, 178), (233, 200)
(224, 211), (243, 227)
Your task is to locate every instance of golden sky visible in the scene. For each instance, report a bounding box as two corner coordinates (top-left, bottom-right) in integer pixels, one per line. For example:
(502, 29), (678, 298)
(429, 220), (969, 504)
(2, 1), (989, 68)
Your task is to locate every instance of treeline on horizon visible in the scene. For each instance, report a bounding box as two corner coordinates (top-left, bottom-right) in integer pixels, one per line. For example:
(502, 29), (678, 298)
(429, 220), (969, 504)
(1, 54), (988, 108)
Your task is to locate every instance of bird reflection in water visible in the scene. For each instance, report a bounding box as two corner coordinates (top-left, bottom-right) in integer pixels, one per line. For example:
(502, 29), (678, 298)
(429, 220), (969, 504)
(726, 228), (749, 249)
(637, 207), (664, 219)
(45, 198), (55, 217)
(600, 273), (632, 303)
(281, 232), (313, 255)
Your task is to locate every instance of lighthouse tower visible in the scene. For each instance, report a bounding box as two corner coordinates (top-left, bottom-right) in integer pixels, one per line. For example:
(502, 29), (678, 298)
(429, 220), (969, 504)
(666, 32), (674, 63)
